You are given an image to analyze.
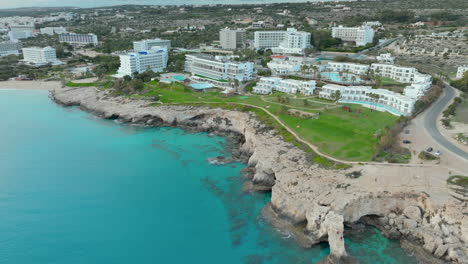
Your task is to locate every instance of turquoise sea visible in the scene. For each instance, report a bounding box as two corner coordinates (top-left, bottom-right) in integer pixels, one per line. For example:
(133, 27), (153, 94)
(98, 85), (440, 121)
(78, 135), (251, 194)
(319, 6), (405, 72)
(0, 90), (417, 264)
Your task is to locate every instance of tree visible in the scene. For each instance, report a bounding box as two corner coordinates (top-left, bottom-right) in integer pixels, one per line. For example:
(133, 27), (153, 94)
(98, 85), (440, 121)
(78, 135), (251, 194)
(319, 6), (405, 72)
(332, 90), (341, 101)
(123, 75), (132, 82)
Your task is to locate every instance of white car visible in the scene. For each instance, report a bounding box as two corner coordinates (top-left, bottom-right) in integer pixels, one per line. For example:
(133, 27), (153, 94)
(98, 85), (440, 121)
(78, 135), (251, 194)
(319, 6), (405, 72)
(434, 151), (441, 156)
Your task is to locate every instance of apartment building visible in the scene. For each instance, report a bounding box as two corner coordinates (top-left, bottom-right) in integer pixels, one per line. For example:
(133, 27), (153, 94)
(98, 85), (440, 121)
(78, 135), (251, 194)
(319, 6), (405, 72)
(219, 28), (246, 50)
(370, 64), (418, 83)
(319, 84), (415, 116)
(253, 77), (316, 95)
(133, 38), (171, 51)
(254, 28), (311, 54)
(326, 62), (370, 75)
(331, 25), (374, 46)
(457, 65), (468, 79)
(0, 41), (22, 56)
(376, 53), (395, 64)
(184, 53), (255, 82)
(22, 46), (61, 65)
(40, 27), (67, 35)
(8, 30), (33, 41)
(59, 33), (98, 46)
(117, 47), (168, 77)
(267, 56), (312, 75)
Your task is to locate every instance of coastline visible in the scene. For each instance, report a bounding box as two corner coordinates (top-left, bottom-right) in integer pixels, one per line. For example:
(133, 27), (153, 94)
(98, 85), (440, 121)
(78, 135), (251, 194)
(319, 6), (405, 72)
(50, 86), (468, 263)
(0, 80), (62, 91)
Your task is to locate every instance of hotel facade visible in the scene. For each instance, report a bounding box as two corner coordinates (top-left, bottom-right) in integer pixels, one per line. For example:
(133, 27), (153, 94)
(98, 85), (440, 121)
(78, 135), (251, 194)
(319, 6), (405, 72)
(254, 28), (311, 54)
(253, 77), (316, 95)
(184, 54), (255, 82)
(133, 38), (171, 51)
(0, 41), (22, 56)
(59, 33), (98, 46)
(22, 46), (62, 65)
(117, 48), (168, 77)
(219, 28), (246, 50)
(457, 65), (468, 79)
(331, 25), (374, 46)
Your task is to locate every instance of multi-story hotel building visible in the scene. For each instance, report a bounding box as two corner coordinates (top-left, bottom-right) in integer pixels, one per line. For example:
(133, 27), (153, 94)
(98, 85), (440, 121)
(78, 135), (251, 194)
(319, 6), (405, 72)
(22, 46), (62, 65)
(8, 25), (35, 41)
(0, 41), (22, 56)
(40, 27), (67, 35)
(133, 38), (171, 51)
(331, 25), (374, 46)
(253, 77), (316, 95)
(376, 53), (395, 64)
(59, 33), (98, 46)
(116, 47), (168, 77)
(254, 28), (311, 54)
(370, 64), (418, 83)
(319, 84), (415, 116)
(184, 53), (255, 82)
(456, 65), (468, 79)
(219, 28), (246, 50)
(326, 62), (370, 75)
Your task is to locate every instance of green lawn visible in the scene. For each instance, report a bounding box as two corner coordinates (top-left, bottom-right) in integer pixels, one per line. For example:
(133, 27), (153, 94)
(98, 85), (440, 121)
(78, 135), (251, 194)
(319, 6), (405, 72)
(280, 105), (398, 161)
(133, 81), (398, 162)
(66, 81), (96, 87)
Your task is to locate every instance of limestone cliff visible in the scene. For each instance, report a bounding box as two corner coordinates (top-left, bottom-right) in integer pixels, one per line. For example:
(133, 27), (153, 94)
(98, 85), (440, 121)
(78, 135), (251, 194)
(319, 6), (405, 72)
(51, 87), (468, 263)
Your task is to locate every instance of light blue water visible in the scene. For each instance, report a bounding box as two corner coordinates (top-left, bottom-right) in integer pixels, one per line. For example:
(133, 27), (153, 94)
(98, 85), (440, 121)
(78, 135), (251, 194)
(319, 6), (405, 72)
(0, 90), (417, 264)
(191, 83), (214, 89)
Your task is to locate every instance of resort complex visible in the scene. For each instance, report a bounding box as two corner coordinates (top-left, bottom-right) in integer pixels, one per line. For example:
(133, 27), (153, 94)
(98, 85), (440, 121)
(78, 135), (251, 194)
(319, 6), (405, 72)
(184, 53), (255, 82)
(0, 41), (22, 56)
(253, 77), (316, 95)
(457, 65), (468, 79)
(59, 33), (99, 46)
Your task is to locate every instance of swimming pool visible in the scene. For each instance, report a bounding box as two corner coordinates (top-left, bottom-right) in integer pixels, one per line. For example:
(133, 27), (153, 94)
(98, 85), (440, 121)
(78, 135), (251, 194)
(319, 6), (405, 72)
(321, 72), (362, 83)
(191, 83), (214, 90)
(173, 76), (186, 81)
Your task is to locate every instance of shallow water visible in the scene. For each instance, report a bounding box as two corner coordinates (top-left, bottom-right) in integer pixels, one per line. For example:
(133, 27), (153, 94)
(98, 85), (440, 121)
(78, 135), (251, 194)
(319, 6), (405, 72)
(0, 90), (417, 263)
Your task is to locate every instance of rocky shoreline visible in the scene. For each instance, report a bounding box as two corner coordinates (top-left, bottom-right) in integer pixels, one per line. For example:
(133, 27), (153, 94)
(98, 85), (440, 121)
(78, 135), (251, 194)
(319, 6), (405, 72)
(51, 86), (468, 263)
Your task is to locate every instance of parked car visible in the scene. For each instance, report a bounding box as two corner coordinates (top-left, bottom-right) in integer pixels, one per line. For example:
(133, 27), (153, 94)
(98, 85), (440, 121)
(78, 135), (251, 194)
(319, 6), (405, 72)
(434, 151), (441, 156)
(403, 140), (411, 144)
(427, 147), (433, 152)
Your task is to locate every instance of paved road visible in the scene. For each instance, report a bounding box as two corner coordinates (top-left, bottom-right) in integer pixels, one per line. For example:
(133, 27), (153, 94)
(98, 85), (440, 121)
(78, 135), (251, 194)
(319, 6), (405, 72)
(423, 84), (468, 160)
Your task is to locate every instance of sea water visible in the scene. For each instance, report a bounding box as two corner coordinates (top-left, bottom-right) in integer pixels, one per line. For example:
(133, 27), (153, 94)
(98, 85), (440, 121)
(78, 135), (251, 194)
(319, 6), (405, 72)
(0, 90), (417, 263)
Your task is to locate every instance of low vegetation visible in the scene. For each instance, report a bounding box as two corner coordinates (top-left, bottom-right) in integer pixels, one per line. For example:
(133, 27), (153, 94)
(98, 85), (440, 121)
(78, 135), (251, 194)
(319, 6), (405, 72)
(418, 151), (438, 160)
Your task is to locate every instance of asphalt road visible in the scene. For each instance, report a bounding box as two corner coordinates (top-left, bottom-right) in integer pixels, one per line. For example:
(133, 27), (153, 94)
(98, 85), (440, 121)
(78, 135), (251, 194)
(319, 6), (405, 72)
(423, 84), (468, 160)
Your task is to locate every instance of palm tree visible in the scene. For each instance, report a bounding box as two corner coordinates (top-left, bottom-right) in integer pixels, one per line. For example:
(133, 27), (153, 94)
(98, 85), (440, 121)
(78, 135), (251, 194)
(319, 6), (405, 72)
(351, 75), (357, 85)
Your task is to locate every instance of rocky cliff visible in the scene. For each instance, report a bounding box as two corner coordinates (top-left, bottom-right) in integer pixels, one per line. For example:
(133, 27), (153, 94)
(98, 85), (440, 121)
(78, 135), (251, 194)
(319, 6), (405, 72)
(51, 87), (468, 263)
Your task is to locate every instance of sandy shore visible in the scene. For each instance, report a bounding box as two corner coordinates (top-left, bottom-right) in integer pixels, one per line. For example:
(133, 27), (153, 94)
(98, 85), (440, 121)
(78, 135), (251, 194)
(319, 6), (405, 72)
(0, 80), (62, 91)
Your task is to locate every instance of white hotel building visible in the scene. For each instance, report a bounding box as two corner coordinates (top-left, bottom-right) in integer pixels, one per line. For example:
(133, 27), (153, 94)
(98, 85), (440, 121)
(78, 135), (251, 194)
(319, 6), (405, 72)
(370, 63), (419, 83)
(116, 47), (168, 77)
(133, 38), (171, 51)
(319, 84), (415, 116)
(59, 33), (98, 46)
(0, 41), (22, 56)
(331, 25), (374, 46)
(254, 28), (311, 55)
(253, 77), (316, 95)
(22, 46), (62, 66)
(184, 54), (255, 82)
(326, 61), (370, 75)
(457, 65), (468, 79)
(40, 26), (67, 35)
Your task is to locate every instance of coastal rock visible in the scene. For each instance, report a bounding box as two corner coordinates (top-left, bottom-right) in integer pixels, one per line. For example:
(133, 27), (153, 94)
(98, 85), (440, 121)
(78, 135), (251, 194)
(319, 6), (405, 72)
(51, 86), (468, 264)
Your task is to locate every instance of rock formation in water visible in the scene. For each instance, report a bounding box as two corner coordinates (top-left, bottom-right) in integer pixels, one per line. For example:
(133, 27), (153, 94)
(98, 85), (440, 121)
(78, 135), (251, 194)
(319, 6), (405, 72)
(51, 87), (468, 263)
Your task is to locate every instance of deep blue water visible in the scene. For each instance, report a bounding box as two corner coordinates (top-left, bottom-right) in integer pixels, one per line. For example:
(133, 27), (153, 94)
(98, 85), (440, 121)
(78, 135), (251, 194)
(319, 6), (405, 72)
(0, 90), (417, 264)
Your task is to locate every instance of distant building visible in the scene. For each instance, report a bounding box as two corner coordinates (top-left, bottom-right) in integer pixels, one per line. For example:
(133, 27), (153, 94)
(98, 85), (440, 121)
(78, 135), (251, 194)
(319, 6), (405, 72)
(133, 38), (171, 51)
(331, 25), (374, 46)
(22, 47), (62, 65)
(0, 41), (22, 56)
(219, 28), (246, 50)
(362, 21), (381, 27)
(376, 53), (395, 64)
(59, 33), (98, 46)
(254, 28), (311, 55)
(10, 25), (35, 32)
(117, 47), (168, 77)
(40, 27), (67, 35)
(253, 77), (316, 95)
(184, 53), (255, 82)
(456, 65), (468, 79)
(326, 61), (370, 75)
(267, 56), (310, 75)
(8, 31), (33, 41)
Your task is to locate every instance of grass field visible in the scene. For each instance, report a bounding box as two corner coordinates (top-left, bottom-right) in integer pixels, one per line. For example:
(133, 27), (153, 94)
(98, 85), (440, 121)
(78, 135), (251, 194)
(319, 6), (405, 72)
(454, 99), (468, 124)
(132, 81), (398, 162)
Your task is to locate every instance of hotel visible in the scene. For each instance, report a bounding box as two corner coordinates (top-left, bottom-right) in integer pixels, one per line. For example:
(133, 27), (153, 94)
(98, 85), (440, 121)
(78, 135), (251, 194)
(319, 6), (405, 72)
(22, 47), (62, 66)
(184, 53), (255, 82)
(59, 33), (98, 46)
(331, 26), (374, 46)
(253, 77), (316, 95)
(133, 38), (171, 51)
(326, 62), (370, 75)
(219, 28), (246, 50)
(116, 47), (168, 77)
(319, 84), (415, 116)
(254, 28), (311, 54)
(457, 65), (468, 79)
(0, 41), (22, 56)
(40, 27), (67, 35)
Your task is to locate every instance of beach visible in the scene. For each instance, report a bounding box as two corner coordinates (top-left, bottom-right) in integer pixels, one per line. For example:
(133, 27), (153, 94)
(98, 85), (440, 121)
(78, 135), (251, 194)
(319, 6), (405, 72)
(0, 80), (62, 91)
